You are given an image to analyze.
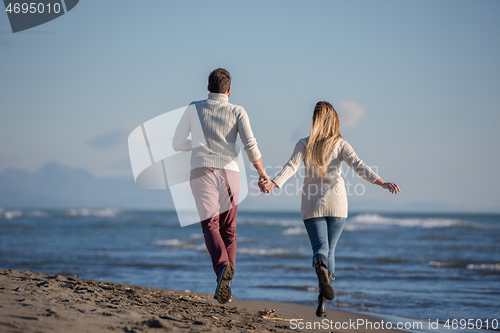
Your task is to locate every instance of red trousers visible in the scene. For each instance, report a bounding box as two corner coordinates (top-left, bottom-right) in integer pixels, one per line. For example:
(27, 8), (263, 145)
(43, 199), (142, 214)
(190, 167), (239, 274)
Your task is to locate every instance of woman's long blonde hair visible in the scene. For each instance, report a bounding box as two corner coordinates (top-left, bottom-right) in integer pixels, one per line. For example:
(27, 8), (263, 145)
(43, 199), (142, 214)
(304, 101), (342, 177)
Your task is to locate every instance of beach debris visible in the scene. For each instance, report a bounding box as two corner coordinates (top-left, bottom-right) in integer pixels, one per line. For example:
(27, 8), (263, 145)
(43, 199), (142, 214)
(262, 316), (303, 322)
(258, 308), (303, 322)
(159, 313), (184, 323)
(45, 309), (57, 317)
(142, 316), (165, 328)
(257, 308), (277, 317)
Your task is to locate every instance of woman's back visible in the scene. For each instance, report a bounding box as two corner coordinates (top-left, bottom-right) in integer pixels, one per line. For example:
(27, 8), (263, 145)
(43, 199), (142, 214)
(273, 136), (379, 220)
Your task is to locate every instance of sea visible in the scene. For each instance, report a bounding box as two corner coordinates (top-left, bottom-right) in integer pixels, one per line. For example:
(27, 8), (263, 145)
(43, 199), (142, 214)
(1, 208), (499, 331)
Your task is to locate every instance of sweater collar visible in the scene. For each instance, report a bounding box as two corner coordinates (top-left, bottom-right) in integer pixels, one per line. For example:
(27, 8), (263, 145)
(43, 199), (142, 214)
(208, 93), (229, 102)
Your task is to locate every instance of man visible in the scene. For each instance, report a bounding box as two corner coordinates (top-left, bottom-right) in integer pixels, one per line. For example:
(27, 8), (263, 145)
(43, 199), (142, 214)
(172, 68), (269, 304)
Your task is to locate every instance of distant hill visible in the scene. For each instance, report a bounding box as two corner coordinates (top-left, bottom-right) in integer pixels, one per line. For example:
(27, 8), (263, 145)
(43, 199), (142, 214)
(0, 162), (171, 209)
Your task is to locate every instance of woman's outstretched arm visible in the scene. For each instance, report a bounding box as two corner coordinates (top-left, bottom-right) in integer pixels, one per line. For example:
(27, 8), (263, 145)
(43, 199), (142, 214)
(342, 141), (400, 194)
(262, 138), (307, 193)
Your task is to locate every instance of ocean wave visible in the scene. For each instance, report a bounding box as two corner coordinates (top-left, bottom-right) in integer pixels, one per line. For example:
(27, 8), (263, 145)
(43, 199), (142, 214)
(466, 263), (500, 271)
(111, 262), (185, 270)
(237, 247), (294, 257)
(344, 224), (366, 231)
(348, 214), (484, 229)
(335, 291), (369, 299)
(258, 285), (317, 292)
(269, 265), (310, 271)
(341, 266), (367, 271)
(282, 226), (307, 235)
(0, 208), (124, 219)
(67, 208), (121, 218)
(0, 208), (23, 220)
(428, 261), (500, 271)
(0, 209), (50, 220)
(333, 300), (363, 308)
(26, 210), (49, 218)
(188, 233), (204, 240)
(428, 261), (465, 268)
(238, 218), (302, 227)
(375, 257), (408, 263)
(154, 239), (206, 251)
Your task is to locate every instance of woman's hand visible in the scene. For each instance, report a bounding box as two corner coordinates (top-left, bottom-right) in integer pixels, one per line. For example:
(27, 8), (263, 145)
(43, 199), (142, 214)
(374, 178), (400, 194)
(261, 180), (277, 194)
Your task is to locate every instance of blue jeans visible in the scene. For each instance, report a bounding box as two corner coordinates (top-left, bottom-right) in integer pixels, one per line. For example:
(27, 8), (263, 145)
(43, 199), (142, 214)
(303, 216), (346, 274)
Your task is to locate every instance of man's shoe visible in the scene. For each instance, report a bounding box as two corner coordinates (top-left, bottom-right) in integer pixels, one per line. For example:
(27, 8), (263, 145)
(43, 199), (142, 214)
(215, 265), (234, 304)
(213, 292), (234, 303)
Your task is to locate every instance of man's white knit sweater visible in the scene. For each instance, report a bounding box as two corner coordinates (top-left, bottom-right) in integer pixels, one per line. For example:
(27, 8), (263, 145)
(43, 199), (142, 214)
(172, 93), (261, 171)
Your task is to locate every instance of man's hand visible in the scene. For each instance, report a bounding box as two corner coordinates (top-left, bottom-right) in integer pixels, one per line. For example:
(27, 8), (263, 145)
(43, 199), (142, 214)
(251, 157), (271, 193)
(260, 179), (276, 194)
(258, 173), (270, 192)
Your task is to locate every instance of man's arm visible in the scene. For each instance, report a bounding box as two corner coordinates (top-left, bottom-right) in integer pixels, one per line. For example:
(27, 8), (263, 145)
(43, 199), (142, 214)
(252, 157), (270, 188)
(236, 107), (261, 162)
(236, 107), (269, 188)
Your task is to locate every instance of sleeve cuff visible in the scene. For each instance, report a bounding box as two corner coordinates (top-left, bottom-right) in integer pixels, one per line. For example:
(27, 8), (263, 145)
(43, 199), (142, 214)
(367, 171), (380, 184)
(272, 175), (285, 188)
(247, 149), (262, 163)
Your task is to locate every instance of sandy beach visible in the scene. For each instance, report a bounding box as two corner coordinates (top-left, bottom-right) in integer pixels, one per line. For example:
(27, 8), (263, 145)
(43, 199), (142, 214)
(0, 268), (405, 333)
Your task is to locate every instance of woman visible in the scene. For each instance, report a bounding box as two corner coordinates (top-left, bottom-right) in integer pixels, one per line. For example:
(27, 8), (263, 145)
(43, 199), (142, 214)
(261, 101), (400, 317)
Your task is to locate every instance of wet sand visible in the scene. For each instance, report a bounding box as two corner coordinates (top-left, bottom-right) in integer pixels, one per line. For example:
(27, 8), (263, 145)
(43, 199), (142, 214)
(0, 268), (402, 332)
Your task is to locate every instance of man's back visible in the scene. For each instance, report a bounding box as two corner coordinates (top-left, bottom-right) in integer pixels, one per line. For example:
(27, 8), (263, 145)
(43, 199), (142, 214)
(175, 92), (260, 171)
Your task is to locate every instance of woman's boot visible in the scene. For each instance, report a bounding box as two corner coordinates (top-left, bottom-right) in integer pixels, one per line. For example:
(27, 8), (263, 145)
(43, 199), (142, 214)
(313, 255), (334, 300)
(316, 294), (327, 317)
(315, 272), (335, 317)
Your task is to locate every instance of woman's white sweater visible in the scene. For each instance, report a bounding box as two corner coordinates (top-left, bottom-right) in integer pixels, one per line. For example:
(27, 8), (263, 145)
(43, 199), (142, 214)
(272, 137), (379, 220)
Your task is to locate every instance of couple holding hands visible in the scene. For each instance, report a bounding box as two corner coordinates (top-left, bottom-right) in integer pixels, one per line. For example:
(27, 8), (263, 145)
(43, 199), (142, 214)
(172, 68), (400, 317)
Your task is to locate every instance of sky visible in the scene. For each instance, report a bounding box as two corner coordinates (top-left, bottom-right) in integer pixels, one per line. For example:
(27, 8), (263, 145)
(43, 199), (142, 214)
(1, 0), (499, 212)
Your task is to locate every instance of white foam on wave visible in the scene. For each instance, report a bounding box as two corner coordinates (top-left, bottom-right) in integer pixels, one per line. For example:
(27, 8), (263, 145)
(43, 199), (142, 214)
(155, 239), (189, 247)
(282, 226), (307, 236)
(237, 247), (293, 256)
(0, 209), (23, 220)
(154, 239), (206, 251)
(26, 210), (49, 218)
(188, 233), (204, 240)
(428, 261), (500, 271)
(238, 218), (302, 227)
(0, 209), (51, 219)
(428, 260), (461, 268)
(466, 263), (500, 271)
(349, 214), (466, 229)
(344, 224), (366, 231)
(67, 208), (121, 218)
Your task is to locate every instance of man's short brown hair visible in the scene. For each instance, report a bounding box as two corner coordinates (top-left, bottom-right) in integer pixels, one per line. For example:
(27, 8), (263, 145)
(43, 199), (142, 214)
(208, 68), (231, 93)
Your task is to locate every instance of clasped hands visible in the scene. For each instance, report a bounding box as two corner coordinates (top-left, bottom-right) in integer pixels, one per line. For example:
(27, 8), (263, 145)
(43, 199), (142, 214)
(258, 174), (276, 194)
